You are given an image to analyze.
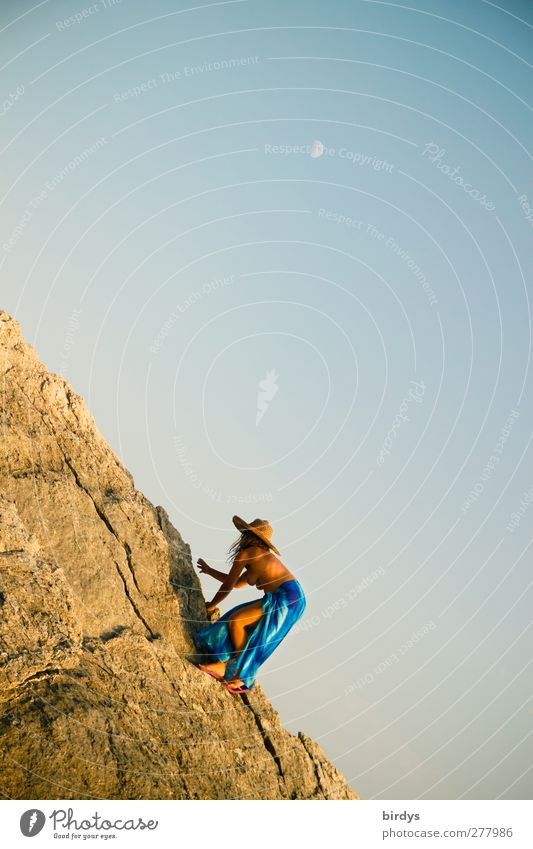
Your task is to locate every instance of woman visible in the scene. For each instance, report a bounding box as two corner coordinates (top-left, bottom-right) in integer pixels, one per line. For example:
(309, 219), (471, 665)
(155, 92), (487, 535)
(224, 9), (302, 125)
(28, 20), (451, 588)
(194, 515), (306, 694)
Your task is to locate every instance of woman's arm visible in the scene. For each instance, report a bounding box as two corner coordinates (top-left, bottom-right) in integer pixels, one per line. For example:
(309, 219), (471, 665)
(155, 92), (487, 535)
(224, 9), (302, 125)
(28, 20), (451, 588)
(207, 550), (247, 608)
(196, 558), (230, 583)
(234, 575), (250, 588)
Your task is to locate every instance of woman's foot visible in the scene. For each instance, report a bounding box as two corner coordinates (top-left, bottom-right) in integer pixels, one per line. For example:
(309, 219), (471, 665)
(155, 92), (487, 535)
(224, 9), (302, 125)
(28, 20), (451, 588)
(197, 660), (227, 679)
(224, 678), (245, 691)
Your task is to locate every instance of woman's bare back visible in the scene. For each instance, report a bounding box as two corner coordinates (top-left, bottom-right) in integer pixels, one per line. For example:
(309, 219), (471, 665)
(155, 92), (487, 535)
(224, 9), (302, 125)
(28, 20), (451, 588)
(241, 545), (295, 593)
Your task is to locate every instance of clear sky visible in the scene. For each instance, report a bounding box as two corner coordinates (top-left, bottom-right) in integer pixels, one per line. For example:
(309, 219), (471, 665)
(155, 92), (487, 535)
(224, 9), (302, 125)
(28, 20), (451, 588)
(1, 0), (532, 799)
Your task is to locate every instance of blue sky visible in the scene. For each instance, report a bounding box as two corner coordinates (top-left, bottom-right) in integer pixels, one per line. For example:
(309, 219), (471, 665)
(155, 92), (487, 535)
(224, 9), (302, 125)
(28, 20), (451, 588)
(1, 0), (532, 799)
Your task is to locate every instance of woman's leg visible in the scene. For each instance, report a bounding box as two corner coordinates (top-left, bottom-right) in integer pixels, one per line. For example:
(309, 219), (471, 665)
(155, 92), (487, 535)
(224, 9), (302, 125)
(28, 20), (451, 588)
(228, 599), (264, 652)
(197, 599), (263, 681)
(225, 599), (264, 689)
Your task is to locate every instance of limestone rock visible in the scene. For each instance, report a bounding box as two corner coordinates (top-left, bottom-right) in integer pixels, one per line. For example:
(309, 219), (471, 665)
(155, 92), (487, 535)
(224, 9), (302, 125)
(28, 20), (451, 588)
(0, 310), (357, 800)
(0, 495), (82, 692)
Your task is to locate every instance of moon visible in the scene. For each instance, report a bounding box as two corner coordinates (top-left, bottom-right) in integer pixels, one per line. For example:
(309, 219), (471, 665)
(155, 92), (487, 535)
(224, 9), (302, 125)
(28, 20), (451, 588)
(309, 140), (325, 158)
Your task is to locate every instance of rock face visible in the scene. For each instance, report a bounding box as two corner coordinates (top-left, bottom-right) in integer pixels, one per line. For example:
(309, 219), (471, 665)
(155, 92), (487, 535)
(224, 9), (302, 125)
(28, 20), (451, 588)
(0, 310), (357, 800)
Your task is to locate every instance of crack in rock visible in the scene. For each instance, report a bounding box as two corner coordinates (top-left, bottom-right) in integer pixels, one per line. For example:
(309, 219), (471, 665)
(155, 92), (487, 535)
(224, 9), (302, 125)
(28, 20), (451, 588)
(13, 378), (156, 641)
(241, 693), (285, 788)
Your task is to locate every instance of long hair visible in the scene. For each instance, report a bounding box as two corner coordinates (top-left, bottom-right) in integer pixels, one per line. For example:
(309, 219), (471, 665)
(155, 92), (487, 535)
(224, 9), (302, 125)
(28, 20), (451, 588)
(226, 529), (269, 567)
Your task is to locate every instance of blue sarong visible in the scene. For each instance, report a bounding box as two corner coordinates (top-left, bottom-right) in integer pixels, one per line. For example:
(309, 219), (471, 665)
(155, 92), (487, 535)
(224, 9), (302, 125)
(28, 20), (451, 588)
(194, 578), (306, 690)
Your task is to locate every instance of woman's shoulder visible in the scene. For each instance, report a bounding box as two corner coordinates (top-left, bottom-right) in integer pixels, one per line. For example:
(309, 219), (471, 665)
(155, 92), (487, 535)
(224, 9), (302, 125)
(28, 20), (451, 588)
(243, 544), (277, 563)
(246, 541), (272, 553)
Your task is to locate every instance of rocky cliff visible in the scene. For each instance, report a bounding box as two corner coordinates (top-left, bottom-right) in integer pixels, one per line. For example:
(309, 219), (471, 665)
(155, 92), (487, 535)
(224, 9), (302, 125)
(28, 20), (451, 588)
(0, 310), (357, 800)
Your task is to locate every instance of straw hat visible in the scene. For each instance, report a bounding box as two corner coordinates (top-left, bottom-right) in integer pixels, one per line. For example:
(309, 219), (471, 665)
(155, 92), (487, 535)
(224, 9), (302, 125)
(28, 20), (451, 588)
(232, 515), (281, 555)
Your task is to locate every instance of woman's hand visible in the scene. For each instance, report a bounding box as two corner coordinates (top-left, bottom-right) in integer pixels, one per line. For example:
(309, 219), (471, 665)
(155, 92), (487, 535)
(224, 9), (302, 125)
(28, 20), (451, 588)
(197, 558), (211, 575)
(206, 601), (217, 614)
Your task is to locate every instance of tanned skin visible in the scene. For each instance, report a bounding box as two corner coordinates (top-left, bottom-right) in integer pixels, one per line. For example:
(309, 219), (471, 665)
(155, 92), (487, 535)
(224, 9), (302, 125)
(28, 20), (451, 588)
(197, 544), (295, 691)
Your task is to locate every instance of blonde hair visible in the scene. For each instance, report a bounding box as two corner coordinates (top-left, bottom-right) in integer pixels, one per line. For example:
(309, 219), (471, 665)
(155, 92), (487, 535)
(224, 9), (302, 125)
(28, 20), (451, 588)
(226, 529), (269, 566)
